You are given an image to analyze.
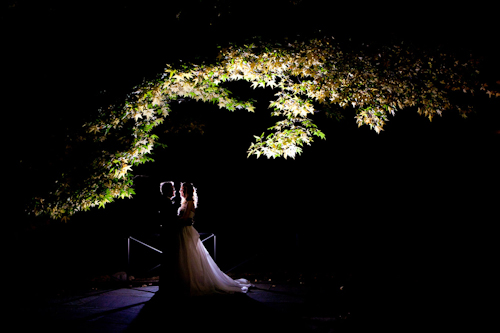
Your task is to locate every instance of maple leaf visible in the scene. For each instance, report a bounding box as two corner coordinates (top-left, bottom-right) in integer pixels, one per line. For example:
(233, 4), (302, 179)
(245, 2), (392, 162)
(88, 125), (100, 134)
(115, 164), (133, 179)
(132, 112), (143, 121)
(217, 99), (227, 109)
(183, 71), (194, 80)
(143, 108), (154, 120)
(142, 144), (153, 154)
(173, 73), (185, 81)
(267, 79), (277, 89)
(152, 95), (162, 106)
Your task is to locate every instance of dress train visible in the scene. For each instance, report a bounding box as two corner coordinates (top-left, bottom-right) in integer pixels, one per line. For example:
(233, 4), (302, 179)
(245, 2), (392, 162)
(175, 225), (252, 296)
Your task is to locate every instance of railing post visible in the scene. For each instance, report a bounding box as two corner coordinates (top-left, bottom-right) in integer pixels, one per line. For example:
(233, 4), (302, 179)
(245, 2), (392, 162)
(214, 234), (217, 263)
(127, 236), (131, 277)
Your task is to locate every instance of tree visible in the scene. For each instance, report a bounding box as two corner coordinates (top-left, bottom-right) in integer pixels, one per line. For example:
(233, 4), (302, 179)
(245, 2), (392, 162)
(27, 37), (499, 220)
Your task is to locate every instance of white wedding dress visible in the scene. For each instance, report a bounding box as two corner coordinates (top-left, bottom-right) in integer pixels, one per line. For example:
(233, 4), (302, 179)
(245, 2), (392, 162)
(174, 204), (252, 296)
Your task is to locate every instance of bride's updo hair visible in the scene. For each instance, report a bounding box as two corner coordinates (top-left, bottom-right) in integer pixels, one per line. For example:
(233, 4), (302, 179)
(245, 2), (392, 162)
(178, 182), (198, 216)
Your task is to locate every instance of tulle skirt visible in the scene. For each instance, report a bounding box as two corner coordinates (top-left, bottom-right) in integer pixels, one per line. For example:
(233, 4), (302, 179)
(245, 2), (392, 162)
(175, 226), (252, 296)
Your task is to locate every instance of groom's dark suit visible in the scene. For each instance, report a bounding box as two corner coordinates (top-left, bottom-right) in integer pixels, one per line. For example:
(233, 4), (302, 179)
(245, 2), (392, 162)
(159, 192), (182, 292)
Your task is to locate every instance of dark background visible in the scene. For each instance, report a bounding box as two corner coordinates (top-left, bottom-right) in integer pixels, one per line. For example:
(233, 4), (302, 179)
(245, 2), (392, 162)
(4, 1), (499, 304)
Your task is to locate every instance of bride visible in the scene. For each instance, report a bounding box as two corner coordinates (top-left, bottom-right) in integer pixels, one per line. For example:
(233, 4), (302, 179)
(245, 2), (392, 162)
(173, 182), (252, 296)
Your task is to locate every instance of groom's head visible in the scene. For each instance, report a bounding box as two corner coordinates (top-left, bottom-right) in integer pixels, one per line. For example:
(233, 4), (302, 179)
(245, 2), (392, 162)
(161, 181), (176, 199)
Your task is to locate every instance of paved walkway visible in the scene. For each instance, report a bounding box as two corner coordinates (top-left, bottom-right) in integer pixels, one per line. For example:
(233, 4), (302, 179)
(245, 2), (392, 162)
(16, 286), (151, 332)
(18, 282), (357, 333)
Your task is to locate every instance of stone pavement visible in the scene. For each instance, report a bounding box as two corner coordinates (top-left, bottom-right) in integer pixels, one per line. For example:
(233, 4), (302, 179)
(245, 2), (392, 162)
(19, 286), (156, 333)
(17, 282), (360, 333)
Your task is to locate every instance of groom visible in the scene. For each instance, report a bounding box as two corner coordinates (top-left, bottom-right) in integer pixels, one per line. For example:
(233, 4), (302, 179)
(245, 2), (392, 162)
(159, 181), (182, 292)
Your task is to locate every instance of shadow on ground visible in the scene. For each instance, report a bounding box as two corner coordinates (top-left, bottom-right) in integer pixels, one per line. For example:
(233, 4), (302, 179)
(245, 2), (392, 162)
(126, 290), (311, 333)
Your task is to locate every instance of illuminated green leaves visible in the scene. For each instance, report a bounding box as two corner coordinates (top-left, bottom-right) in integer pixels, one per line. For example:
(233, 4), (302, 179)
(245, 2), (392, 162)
(29, 36), (499, 220)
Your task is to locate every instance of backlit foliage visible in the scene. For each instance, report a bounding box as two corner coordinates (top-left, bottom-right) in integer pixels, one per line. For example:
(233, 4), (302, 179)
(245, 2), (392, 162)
(29, 37), (498, 220)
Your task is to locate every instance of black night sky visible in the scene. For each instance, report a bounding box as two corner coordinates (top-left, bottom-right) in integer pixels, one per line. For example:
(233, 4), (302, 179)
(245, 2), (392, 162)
(5, 1), (499, 329)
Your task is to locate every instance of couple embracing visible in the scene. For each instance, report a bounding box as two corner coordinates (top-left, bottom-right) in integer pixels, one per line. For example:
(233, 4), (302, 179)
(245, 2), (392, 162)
(160, 181), (252, 297)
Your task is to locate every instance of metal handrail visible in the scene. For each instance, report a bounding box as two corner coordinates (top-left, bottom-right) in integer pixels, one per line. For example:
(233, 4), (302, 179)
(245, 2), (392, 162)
(129, 236), (162, 253)
(127, 232), (217, 275)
